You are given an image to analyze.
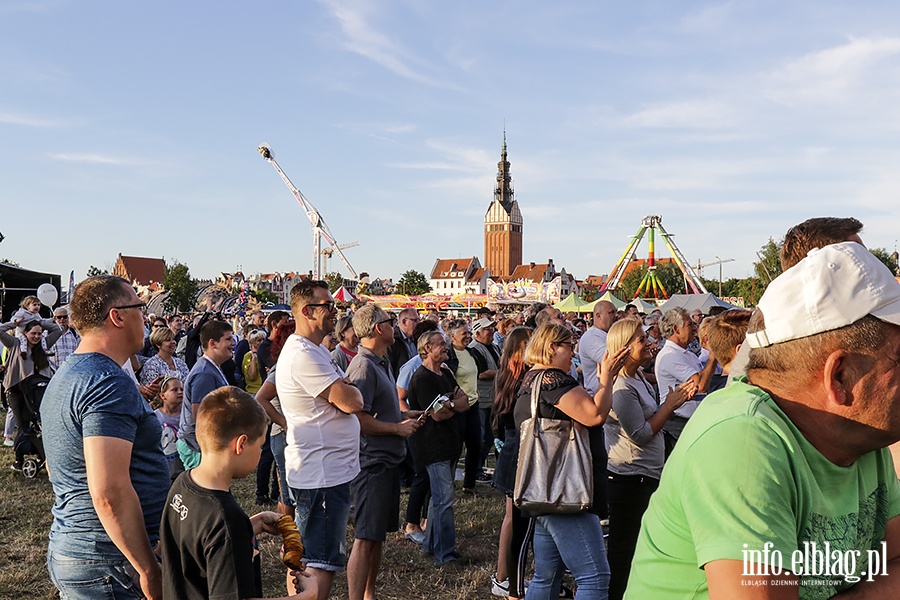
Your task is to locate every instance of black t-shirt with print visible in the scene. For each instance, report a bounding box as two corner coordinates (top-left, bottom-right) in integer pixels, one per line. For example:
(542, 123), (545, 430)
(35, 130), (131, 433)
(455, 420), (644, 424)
(161, 471), (262, 600)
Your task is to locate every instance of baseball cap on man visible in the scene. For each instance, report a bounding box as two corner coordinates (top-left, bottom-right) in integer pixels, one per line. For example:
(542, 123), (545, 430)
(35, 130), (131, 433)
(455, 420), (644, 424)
(472, 318), (495, 333)
(746, 242), (900, 348)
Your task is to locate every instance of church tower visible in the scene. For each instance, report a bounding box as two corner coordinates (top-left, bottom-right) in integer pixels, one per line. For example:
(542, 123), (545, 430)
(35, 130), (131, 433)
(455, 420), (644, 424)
(484, 132), (523, 278)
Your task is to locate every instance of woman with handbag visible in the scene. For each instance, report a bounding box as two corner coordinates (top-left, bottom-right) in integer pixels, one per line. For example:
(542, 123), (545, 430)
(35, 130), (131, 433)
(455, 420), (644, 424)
(513, 323), (629, 600)
(603, 318), (696, 600)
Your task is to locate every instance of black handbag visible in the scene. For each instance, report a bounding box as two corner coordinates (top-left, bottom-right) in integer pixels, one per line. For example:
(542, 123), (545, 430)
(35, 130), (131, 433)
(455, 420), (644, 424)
(513, 370), (593, 514)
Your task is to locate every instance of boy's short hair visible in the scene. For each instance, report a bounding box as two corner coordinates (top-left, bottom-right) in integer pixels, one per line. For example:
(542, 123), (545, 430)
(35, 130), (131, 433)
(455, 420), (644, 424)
(706, 309), (752, 366)
(200, 320), (233, 349)
(196, 387), (268, 452)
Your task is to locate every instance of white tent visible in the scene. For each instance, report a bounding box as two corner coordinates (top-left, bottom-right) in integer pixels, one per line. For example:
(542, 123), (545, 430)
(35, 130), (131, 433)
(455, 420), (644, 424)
(657, 293), (737, 314)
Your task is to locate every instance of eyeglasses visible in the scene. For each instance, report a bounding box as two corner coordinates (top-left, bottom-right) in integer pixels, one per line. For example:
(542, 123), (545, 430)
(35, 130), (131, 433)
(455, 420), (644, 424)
(376, 317), (396, 327)
(112, 302), (146, 311)
(152, 323), (168, 328)
(306, 301), (337, 312)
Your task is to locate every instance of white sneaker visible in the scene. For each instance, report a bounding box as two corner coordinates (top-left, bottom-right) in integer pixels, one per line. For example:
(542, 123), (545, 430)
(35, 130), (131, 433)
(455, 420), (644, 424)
(491, 574), (510, 597)
(3, 438), (13, 447)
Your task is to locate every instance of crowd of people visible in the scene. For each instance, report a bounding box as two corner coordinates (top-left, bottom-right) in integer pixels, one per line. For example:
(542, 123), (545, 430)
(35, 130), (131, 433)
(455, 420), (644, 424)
(3, 216), (900, 599)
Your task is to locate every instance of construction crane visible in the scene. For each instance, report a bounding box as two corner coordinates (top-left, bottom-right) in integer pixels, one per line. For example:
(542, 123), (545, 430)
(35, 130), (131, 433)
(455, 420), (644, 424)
(697, 257), (734, 296)
(258, 144), (359, 281)
(322, 242), (359, 272)
(601, 215), (708, 299)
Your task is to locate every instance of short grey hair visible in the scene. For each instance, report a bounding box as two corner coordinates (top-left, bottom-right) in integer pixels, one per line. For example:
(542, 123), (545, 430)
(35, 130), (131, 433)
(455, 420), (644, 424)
(248, 329), (268, 345)
(352, 304), (387, 339)
(446, 319), (469, 334)
(53, 306), (69, 316)
(417, 330), (446, 358)
(660, 308), (689, 339)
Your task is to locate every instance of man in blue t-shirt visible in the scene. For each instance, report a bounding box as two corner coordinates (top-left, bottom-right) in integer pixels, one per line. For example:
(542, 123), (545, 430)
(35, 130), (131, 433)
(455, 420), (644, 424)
(41, 275), (169, 600)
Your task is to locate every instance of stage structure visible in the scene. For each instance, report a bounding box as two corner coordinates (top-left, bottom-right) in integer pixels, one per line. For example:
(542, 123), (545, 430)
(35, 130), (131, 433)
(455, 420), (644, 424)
(601, 215), (707, 300)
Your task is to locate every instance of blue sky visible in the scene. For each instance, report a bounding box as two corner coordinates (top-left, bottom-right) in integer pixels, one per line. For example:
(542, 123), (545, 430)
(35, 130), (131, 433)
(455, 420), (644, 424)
(3, 1), (900, 288)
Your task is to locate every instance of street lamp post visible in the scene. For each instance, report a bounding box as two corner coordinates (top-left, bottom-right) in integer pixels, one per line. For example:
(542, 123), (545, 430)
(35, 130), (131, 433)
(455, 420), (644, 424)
(715, 255), (723, 297)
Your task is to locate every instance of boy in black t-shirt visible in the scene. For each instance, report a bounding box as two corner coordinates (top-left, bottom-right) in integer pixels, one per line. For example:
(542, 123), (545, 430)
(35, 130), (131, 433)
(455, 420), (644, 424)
(160, 386), (317, 600)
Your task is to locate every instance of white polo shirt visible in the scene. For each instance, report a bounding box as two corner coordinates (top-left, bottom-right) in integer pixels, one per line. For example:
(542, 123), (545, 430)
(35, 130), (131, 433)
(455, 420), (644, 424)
(655, 340), (705, 418)
(276, 334), (360, 489)
(578, 327), (608, 395)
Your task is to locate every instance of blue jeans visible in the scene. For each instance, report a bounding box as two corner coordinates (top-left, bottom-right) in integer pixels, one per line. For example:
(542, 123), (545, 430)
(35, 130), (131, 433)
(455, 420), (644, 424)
(269, 431), (294, 506)
(292, 482), (351, 571)
(423, 460), (458, 565)
(526, 512), (610, 600)
(47, 551), (143, 599)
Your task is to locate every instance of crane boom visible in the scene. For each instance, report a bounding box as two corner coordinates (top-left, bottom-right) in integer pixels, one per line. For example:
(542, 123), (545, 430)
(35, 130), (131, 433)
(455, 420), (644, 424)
(258, 144), (359, 280)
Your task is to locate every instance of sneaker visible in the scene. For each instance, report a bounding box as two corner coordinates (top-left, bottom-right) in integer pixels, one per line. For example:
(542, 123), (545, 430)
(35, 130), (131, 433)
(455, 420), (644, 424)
(491, 574), (510, 597)
(10, 462), (22, 471)
(476, 472), (493, 483)
(3, 438), (13, 447)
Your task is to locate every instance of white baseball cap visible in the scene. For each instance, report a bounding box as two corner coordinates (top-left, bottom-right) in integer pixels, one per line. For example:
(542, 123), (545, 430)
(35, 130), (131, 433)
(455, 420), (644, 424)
(472, 318), (495, 333)
(746, 241), (900, 348)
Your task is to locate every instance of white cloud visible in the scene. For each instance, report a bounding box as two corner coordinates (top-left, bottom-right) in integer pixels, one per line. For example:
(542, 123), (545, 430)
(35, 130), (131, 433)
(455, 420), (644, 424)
(616, 100), (740, 130)
(0, 111), (67, 127)
(317, 0), (462, 91)
(48, 153), (143, 166)
(766, 36), (900, 106)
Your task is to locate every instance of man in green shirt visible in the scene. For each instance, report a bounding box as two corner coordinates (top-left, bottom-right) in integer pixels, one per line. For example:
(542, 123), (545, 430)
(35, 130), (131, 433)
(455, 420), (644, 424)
(626, 241), (900, 599)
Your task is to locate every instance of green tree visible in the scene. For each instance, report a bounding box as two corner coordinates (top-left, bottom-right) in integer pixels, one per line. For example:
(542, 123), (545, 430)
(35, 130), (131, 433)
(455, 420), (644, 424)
(870, 247), (899, 276)
(753, 237), (783, 284)
(620, 262), (685, 299)
(251, 289), (278, 304)
(163, 261), (198, 313)
(86, 265), (109, 277)
(396, 270), (431, 296)
(325, 272), (344, 294)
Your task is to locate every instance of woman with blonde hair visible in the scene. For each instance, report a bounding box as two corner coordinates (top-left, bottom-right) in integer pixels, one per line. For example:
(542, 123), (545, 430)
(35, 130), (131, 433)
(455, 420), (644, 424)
(513, 323), (629, 599)
(603, 318), (697, 600)
(139, 326), (190, 386)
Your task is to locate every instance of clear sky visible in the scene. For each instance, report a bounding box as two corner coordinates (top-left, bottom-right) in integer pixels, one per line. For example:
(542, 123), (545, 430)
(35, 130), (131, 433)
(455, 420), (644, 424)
(3, 1), (899, 287)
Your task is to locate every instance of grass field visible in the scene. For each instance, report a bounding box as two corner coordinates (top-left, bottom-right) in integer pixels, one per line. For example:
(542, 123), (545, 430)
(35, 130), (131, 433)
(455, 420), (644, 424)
(0, 441), (509, 599)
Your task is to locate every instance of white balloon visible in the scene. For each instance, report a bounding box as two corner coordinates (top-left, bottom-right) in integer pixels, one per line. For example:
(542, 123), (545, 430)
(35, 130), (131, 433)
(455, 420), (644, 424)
(37, 283), (58, 307)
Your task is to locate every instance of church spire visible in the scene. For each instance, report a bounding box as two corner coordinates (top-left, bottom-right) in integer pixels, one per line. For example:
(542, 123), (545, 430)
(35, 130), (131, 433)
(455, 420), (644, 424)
(495, 130), (514, 212)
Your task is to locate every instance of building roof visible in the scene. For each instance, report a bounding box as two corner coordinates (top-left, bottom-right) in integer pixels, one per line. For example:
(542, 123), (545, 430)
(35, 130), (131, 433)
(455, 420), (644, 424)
(467, 268), (486, 282)
(117, 254), (166, 286)
(508, 262), (551, 282)
(430, 257), (478, 280)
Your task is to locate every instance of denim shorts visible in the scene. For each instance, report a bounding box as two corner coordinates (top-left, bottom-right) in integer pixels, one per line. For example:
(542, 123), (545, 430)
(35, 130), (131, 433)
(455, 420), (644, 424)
(291, 482), (351, 571)
(47, 550), (143, 600)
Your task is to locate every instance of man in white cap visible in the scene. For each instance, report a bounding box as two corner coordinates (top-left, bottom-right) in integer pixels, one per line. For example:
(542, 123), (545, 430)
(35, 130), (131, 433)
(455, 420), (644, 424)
(625, 241), (900, 598)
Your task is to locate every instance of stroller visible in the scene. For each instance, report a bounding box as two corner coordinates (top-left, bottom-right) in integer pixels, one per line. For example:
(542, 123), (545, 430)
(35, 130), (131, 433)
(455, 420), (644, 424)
(12, 373), (50, 479)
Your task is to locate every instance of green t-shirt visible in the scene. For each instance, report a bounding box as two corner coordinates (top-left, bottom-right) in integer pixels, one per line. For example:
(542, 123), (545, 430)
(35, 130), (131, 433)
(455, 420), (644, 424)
(625, 381), (900, 600)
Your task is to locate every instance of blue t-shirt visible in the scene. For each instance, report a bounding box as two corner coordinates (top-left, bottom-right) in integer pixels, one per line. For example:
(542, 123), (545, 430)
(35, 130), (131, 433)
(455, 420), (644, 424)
(41, 353), (169, 559)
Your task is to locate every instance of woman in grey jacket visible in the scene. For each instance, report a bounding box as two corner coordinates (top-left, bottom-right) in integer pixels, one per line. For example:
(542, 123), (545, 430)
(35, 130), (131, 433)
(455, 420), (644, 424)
(1, 318), (63, 470)
(603, 318), (696, 600)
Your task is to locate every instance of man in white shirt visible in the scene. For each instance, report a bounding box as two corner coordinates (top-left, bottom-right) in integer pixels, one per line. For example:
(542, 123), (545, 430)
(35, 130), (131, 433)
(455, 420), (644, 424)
(276, 280), (364, 600)
(655, 307), (716, 455)
(579, 301), (618, 395)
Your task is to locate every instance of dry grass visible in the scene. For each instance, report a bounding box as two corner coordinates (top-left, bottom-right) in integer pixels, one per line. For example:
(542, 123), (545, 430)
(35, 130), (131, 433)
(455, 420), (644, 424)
(0, 444), (507, 599)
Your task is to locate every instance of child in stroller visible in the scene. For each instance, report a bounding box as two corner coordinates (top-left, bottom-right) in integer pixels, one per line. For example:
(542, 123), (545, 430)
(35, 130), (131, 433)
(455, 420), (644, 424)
(1, 317), (61, 475)
(11, 373), (50, 477)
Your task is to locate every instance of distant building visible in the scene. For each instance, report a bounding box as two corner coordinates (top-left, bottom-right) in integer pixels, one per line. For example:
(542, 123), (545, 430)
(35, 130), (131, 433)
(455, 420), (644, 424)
(483, 132), (523, 279)
(113, 254), (166, 295)
(429, 257), (483, 294)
